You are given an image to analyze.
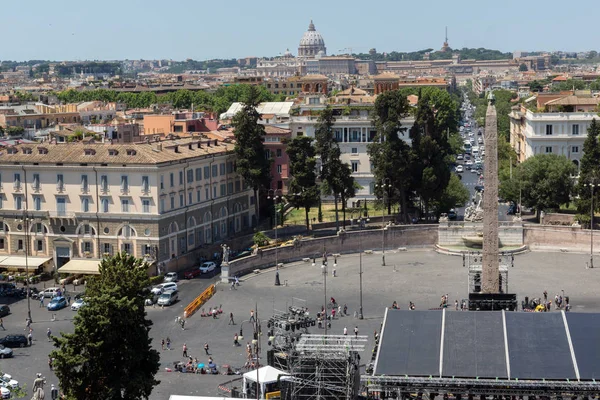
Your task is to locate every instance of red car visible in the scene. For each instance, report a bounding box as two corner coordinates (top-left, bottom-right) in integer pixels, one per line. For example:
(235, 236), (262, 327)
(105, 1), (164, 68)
(184, 268), (202, 279)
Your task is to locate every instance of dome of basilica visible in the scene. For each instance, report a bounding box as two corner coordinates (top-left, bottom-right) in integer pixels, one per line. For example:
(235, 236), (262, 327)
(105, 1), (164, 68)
(298, 20), (327, 58)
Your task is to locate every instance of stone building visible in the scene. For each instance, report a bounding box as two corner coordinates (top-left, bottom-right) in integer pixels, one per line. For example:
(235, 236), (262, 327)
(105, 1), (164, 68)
(0, 138), (255, 275)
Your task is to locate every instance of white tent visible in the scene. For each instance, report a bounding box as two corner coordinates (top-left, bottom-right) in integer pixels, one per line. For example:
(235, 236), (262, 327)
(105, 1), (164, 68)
(242, 366), (288, 398)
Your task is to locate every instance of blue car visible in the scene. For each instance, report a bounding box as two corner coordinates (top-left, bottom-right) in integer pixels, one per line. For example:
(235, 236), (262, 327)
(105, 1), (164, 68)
(47, 296), (67, 311)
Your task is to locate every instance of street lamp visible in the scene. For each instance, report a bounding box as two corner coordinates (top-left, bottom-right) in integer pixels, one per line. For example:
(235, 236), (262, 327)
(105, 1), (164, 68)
(585, 181), (597, 269)
(375, 178), (391, 266)
(358, 217), (368, 320)
(267, 189), (282, 269)
(321, 263), (328, 334)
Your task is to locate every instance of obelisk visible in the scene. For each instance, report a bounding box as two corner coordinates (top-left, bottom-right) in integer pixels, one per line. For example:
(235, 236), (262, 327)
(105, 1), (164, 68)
(482, 92), (499, 293)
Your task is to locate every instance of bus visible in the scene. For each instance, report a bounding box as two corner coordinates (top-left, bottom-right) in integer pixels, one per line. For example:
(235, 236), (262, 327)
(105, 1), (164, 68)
(463, 141), (472, 154)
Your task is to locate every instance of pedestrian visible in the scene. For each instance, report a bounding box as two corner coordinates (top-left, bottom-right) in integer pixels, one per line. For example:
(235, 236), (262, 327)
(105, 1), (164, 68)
(48, 355), (53, 370)
(338, 305), (342, 316)
(180, 318), (185, 330)
(28, 331), (33, 346)
(0, 317), (4, 331)
(343, 326), (347, 336)
(235, 276), (240, 286)
(161, 338), (165, 350)
(234, 333), (239, 346)
(354, 326), (358, 338)
(26, 317), (31, 329)
(249, 310), (255, 322)
(331, 308), (336, 319)
(67, 295), (71, 305)
(455, 300), (459, 311)
(50, 384), (59, 400)
(212, 308), (217, 319)
(374, 330), (379, 342)
(229, 312), (235, 325)
(230, 281), (236, 290)
(204, 342), (210, 355)
(182, 343), (188, 358)
(40, 297), (44, 307)
(166, 337), (171, 350)
(47, 328), (52, 341)
(543, 290), (548, 302)
(343, 304), (348, 315)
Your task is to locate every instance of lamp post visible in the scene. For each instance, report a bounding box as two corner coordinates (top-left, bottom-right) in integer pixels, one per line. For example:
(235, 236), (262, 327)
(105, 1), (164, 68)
(375, 178), (391, 266)
(585, 181), (597, 269)
(321, 263), (328, 334)
(358, 217), (368, 320)
(267, 189), (282, 269)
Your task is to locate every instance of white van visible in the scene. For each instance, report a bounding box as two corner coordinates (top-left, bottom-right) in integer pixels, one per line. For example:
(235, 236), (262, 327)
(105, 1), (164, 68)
(472, 147), (480, 157)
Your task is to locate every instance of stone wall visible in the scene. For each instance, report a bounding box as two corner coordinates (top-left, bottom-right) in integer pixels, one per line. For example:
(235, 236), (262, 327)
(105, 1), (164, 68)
(224, 224), (438, 278)
(523, 224), (600, 252)
(438, 222), (524, 247)
(540, 213), (576, 226)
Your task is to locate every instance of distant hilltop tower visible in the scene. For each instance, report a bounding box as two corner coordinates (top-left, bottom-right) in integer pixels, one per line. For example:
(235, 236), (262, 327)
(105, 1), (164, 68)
(298, 20), (327, 58)
(441, 26), (450, 52)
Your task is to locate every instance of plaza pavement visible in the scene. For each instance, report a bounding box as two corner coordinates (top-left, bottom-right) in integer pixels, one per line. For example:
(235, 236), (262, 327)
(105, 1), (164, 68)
(1, 249), (599, 399)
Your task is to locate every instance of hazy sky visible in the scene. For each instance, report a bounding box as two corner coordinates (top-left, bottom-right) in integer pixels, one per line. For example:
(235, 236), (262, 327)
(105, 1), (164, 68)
(3, 0), (598, 61)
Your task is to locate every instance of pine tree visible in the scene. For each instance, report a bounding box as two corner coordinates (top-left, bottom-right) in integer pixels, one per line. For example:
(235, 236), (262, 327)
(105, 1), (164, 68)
(232, 86), (272, 226)
(50, 253), (160, 400)
(577, 118), (600, 223)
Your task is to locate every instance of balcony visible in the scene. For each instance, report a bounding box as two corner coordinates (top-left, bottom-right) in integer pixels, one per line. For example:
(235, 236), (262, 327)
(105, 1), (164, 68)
(13, 183), (22, 193)
(56, 184), (65, 193)
(31, 184), (41, 193)
(81, 185), (90, 194)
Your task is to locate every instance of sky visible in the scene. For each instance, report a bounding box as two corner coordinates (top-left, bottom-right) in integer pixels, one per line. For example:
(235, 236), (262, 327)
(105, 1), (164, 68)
(2, 0), (599, 61)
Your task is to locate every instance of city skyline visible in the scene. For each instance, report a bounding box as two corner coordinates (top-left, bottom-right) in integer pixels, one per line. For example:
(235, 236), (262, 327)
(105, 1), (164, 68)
(3, 0), (600, 61)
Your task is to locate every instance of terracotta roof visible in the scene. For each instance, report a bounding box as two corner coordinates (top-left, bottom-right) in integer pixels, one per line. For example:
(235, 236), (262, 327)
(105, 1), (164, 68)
(552, 75), (568, 81)
(373, 73), (399, 81)
(0, 138), (232, 166)
(545, 95), (600, 106)
(300, 74), (328, 81)
(263, 125), (291, 134)
(407, 94), (419, 106)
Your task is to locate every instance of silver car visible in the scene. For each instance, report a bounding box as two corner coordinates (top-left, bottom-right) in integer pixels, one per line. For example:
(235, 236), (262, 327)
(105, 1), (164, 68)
(157, 289), (178, 306)
(0, 345), (13, 359)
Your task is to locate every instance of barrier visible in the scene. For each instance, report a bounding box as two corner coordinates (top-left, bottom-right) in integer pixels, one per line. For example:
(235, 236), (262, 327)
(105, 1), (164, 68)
(184, 284), (215, 318)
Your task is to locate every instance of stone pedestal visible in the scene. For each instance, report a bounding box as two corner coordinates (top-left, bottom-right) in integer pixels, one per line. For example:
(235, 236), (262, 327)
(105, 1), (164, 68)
(220, 262), (230, 284)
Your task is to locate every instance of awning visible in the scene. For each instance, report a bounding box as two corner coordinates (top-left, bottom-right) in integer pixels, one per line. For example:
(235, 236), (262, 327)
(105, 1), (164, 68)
(0, 256), (52, 270)
(58, 259), (101, 275)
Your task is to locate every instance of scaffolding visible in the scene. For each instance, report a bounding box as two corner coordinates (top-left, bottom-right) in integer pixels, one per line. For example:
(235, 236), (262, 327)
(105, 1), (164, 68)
(362, 375), (600, 398)
(464, 251), (513, 294)
(272, 334), (367, 400)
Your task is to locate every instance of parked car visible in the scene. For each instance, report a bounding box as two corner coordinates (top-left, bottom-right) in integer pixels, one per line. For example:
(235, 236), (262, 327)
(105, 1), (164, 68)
(0, 375), (17, 388)
(71, 298), (86, 311)
(151, 282), (177, 295)
(448, 209), (457, 220)
(183, 268), (202, 279)
(0, 334), (28, 348)
(164, 272), (178, 282)
(0, 345), (13, 359)
(157, 289), (179, 306)
(41, 287), (60, 298)
(474, 185), (485, 192)
(0, 305), (9, 318)
(199, 262), (217, 274)
(507, 203), (520, 215)
(456, 154), (464, 161)
(0, 386), (9, 399)
(47, 296), (67, 311)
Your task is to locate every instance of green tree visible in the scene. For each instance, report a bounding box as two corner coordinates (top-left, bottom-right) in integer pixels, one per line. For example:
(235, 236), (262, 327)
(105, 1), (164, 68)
(232, 86), (272, 226)
(438, 174), (470, 212)
(576, 118), (600, 220)
(328, 148), (357, 228)
(50, 253), (160, 400)
(286, 136), (320, 231)
(528, 80), (544, 92)
(368, 90), (412, 222)
(519, 154), (576, 218)
(519, 63), (528, 72)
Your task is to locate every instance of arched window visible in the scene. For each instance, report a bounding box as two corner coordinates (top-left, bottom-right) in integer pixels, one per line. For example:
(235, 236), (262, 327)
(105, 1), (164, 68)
(101, 198), (109, 213)
(77, 224), (95, 236)
(168, 222), (179, 235)
(187, 216), (196, 229)
(118, 225), (136, 238)
(219, 207), (228, 218)
(203, 211), (212, 223)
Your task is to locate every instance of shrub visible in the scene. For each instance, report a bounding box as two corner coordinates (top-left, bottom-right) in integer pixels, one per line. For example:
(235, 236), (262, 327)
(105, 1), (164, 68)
(253, 231), (270, 247)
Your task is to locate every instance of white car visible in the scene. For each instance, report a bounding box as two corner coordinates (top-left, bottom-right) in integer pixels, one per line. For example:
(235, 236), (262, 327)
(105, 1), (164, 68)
(0, 375), (18, 389)
(465, 160), (473, 167)
(151, 282), (178, 295)
(199, 262), (217, 274)
(471, 167), (478, 173)
(478, 138), (483, 144)
(455, 165), (464, 173)
(71, 298), (86, 311)
(456, 154), (464, 160)
(164, 272), (178, 282)
(1, 386), (9, 399)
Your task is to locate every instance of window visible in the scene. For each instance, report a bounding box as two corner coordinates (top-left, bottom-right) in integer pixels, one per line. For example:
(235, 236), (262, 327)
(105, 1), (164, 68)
(142, 176), (149, 193)
(277, 165), (282, 174)
(220, 184), (226, 197)
(82, 197), (90, 212)
(220, 163), (226, 175)
(188, 232), (195, 246)
(0, 238), (4, 250)
(56, 174), (64, 191)
(351, 147), (358, 154)
(14, 173), (21, 189)
(197, 190), (201, 202)
(81, 175), (88, 192)
(160, 175), (164, 190)
(195, 168), (202, 181)
(205, 187), (209, 200)
(572, 125), (579, 135)
(83, 224), (91, 235)
(15, 195), (22, 210)
(83, 241), (92, 253)
(572, 146), (579, 154)
(122, 243), (131, 254)
(142, 199), (150, 213)
(228, 182), (233, 194)
(545, 125), (553, 135)
(188, 192), (192, 204)
(276, 149), (282, 158)
(120, 175), (129, 192)
(160, 198), (165, 213)
(187, 169), (193, 183)
(18, 239), (23, 251)
(101, 198), (109, 213)
(235, 180), (241, 193)
(35, 223), (44, 234)
(170, 196), (175, 209)
(100, 175), (108, 192)
(37, 240), (43, 252)
(121, 198), (130, 212)
(545, 146), (553, 153)
(212, 165), (218, 177)
(32, 173), (40, 190)
(351, 162), (359, 172)
(204, 166), (210, 180)
(178, 194), (183, 207)
(213, 185), (217, 198)
(170, 173), (174, 187)
(227, 162), (234, 173)
(103, 243), (112, 255)
(265, 149), (271, 159)
(179, 171), (184, 185)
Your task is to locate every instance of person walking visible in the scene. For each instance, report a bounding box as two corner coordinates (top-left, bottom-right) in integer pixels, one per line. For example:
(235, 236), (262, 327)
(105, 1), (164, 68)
(249, 310), (255, 323)
(40, 296), (44, 307)
(67, 295), (71, 305)
(48, 355), (53, 370)
(543, 290), (548, 302)
(47, 328), (52, 341)
(354, 326), (358, 338)
(161, 338), (165, 350)
(229, 312), (235, 325)
(180, 318), (186, 330)
(28, 331), (33, 346)
(182, 343), (188, 358)
(343, 326), (347, 336)
(234, 333), (239, 346)
(455, 300), (459, 311)
(0, 317), (4, 331)
(204, 342), (210, 355)
(166, 337), (171, 350)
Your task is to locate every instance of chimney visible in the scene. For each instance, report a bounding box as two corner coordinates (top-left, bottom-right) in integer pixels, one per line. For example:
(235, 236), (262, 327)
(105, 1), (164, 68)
(214, 139), (218, 146)
(174, 145), (179, 153)
(197, 141), (202, 149)
(188, 143), (193, 150)
(207, 140), (211, 147)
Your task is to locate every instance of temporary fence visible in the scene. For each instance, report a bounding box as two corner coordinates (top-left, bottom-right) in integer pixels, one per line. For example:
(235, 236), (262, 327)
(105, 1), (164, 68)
(184, 284), (215, 318)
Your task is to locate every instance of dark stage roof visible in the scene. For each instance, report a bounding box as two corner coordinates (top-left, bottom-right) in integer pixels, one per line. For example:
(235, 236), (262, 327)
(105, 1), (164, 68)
(374, 310), (598, 381)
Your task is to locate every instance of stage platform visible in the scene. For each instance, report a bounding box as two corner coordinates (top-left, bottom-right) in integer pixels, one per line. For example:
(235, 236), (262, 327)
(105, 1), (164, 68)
(374, 309), (600, 381)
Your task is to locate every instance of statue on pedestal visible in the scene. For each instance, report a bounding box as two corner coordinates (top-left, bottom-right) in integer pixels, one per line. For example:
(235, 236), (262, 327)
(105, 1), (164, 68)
(31, 374), (46, 400)
(221, 244), (230, 264)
